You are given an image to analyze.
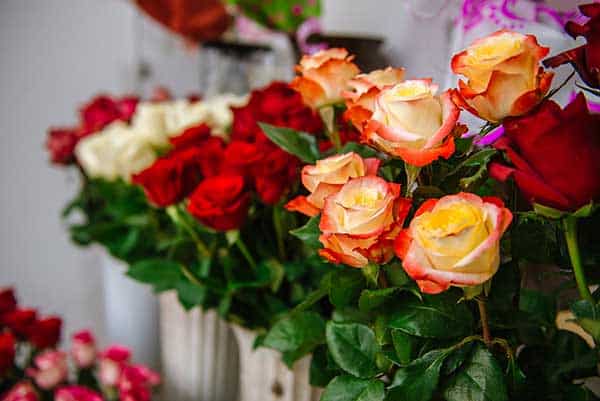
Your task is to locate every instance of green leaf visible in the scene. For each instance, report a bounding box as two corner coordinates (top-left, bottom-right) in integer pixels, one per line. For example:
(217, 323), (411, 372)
(176, 281), (206, 310)
(126, 259), (182, 291)
(388, 293), (473, 339)
(445, 149), (497, 178)
(442, 344), (508, 401)
(389, 349), (448, 401)
(338, 142), (379, 158)
(326, 322), (380, 378)
(321, 375), (385, 401)
(330, 270), (365, 308)
(390, 329), (416, 365)
(309, 346), (341, 387)
(289, 216), (322, 250)
(519, 289), (556, 325)
(263, 311), (325, 355)
(359, 288), (398, 311)
(259, 123), (320, 163)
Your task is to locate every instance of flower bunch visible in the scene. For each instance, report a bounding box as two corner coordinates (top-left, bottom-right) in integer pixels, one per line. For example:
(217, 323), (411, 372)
(0, 289), (159, 401)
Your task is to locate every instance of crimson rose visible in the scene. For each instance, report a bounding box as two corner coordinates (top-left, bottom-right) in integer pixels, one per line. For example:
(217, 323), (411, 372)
(0, 288), (17, 316)
(46, 128), (81, 165)
(1, 309), (36, 337)
(187, 175), (250, 231)
(80, 95), (138, 134)
(544, 3), (600, 89)
(26, 317), (62, 349)
(490, 93), (600, 211)
(0, 331), (15, 373)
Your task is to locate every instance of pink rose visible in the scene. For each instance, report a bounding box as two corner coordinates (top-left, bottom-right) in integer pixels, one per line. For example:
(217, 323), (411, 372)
(99, 345), (131, 387)
(2, 382), (39, 401)
(55, 386), (103, 401)
(118, 365), (160, 401)
(71, 330), (96, 368)
(26, 350), (67, 390)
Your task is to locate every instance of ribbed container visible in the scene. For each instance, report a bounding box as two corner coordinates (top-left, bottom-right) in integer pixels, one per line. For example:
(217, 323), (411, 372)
(159, 292), (239, 401)
(231, 325), (322, 401)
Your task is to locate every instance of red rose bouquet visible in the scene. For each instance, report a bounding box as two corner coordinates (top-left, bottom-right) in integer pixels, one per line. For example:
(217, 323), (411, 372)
(0, 289), (159, 401)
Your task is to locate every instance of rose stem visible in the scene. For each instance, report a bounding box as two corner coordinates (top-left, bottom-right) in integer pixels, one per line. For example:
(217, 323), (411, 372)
(404, 163), (421, 196)
(563, 216), (594, 303)
(166, 205), (210, 258)
(273, 205), (287, 261)
(477, 298), (492, 347)
(236, 236), (258, 271)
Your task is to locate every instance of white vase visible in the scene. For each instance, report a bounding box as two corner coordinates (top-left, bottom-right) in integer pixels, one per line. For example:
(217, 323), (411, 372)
(231, 325), (322, 401)
(159, 292), (239, 401)
(101, 252), (160, 369)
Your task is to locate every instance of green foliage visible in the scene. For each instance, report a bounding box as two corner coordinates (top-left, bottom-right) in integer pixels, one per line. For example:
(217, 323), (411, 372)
(227, 0), (321, 33)
(326, 322), (380, 378)
(259, 123), (321, 163)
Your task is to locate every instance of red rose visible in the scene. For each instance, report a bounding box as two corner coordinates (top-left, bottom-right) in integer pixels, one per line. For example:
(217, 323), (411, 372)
(80, 95), (138, 133)
(55, 386), (103, 401)
(187, 175), (250, 231)
(26, 317), (62, 349)
(1, 309), (36, 337)
(3, 382), (39, 401)
(253, 146), (299, 205)
(0, 289), (17, 316)
(544, 3), (600, 89)
(0, 331), (15, 373)
(169, 123), (212, 150)
(221, 141), (263, 176)
(490, 93), (600, 211)
(46, 128), (81, 165)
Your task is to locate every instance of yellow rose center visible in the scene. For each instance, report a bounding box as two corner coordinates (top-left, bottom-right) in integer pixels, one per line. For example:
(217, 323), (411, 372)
(386, 81), (435, 102)
(352, 189), (384, 208)
(465, 33), (523, 67)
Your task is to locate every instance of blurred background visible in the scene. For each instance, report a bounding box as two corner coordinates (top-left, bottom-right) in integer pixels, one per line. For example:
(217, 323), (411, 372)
(0, 0), (587, 352)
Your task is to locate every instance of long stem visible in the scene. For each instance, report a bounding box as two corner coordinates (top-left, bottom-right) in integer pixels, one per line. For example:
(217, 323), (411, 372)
(166, 205), (210, 258)
(563, 216), (594, 303)
(236, 236), (257, 271)
(273, 205), (287, 261)
(404, 163), (421, 196)
(477, 298), (492, 347)
(180, 265), (203, 288)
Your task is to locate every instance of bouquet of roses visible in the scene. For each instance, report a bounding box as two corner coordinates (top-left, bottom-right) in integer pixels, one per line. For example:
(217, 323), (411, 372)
(253, 7), (600, 400)
(0, 288), (160, 401)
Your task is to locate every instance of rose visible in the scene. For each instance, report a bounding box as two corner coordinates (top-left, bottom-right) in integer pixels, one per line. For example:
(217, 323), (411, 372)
(0, 332), (15, 373)
(2, 382), (39, 401)
(451, 30), (554, 122)
(132, 147), (207, 207)
(489, 94), (600, 211)
(318, 176), (411, 268)
(55, 386), (103, 401)
(118, 364), (160, 401)
(395, 193), (512, 294)
(80, 95), (138, 134)
(344, 67), (406, 130)
(1, 309), (36, 336)
(291, 48), (360, 109)
(359, 79), (463, 167)
(0, 288), (17, 316)
(26, 350), (68, 389)
(285, 152), (381, 217)
(544, 3), (600, 89)
(26, 317), (61, 349)
(169, 123), (211, 150)
(187, 175), (250, 231)
(71, 330), (96, 368)
(99, 345), (131, 387)
(252, 147), (300, 205)
(46, 128), (81, 165)
(75, 122), (157, 181)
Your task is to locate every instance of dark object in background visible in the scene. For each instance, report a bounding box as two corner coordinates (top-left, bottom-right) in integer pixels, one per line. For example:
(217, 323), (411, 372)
(308, 33), (388, 71)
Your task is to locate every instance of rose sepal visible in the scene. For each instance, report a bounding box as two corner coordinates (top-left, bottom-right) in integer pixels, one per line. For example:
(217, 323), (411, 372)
(533, 201), (597, 220)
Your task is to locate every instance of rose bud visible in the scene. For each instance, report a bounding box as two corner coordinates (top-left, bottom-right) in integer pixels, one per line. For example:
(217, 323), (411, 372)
(0, 288), (17, 316)
(26, 317), (61, 349)
(118, 364), (161, 398)
(71, 330), (96, 368)
(291, 48), (360, 109)
(187, 175), (251, 231)
(55, 386), (103, 401)
(46, 127), (81, 165)
(2, 382), (39, 401)
(319, 176), (412, 268)
(26, 350), (68, 390)
(451, 30), (554, 122)
(285, 152), (381, 217)
(99, 345), (131, 387)
(80, 95), (139, 134)
(344, 67), (406, 130)
(0, 331), (15, 373)
(543, 3), (600, 90)
(489, 94), (600, 211)
(2, 309), (37, 337)
(360, 79), (464, 167)
(395, 193), (512, 294)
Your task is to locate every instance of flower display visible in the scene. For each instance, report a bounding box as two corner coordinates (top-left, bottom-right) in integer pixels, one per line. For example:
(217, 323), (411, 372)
(291, 48), (360, 109)
(394, 193), (512, 294)
(55, 386), (103, 401)
(285, 152), (381, 217)
(2, 382), (39, 401)
(543, 3), (600, 89)
(451, 30), (553, 122)
(26, 350), (68, 390)
(358, 79), (464, 167)
(319, 176), (411, 267)
(489, 94), (600, 211)
(71, 331), (96, 369)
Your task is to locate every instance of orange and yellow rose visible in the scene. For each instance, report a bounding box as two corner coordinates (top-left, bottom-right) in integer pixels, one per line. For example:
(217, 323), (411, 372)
(291, 48), (360, 109)
(357, 79), (464, 167)
(319, 176), (411, 268)
(344, 67), (406, 130)
(395, 193), (512, 294)
(451, 30), (554, 122)
(285, 152), (381, 217)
